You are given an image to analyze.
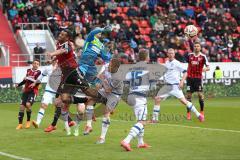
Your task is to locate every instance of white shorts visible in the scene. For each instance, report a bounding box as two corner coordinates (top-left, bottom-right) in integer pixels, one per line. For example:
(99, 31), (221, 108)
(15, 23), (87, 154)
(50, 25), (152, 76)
(41, 91), (56, 105)
(99, 90), (121, 111)
(157, 85), (184, 100)
(127, 94), (148, 121)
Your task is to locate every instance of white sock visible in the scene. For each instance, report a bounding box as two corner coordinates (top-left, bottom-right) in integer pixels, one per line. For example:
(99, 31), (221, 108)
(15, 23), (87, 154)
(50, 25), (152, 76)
(100, 117), (110, 139)
(123, 122), (143, 144)
(186, 101), (200, 117)
(137, 128), (144, 145)
(36, 108), (45, 125)
(64, 121), (71, 134)
(152, 105), (160, 121)
(87, 120), (92, 127)
(86, 105), (94, 127)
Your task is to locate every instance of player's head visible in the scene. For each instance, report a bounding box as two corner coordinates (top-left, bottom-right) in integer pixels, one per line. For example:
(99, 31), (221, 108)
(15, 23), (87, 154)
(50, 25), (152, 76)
(95, 27), (102, 39)
(32, 59), (40, 70)
(109, 58), (121, 73)
(167, 48), (175, 60)
(194, 41), (201, 53)
(58, 29), (71, 43)
(138, 49), (149, 61)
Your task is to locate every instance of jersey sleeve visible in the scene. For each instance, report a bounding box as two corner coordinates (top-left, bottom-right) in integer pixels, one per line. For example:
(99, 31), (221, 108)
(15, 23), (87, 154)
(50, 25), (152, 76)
(176, 61), (187, 73)
(85, 28), (104, 42)
(37, 68), (49, 82)
(204, 55), (209, 66)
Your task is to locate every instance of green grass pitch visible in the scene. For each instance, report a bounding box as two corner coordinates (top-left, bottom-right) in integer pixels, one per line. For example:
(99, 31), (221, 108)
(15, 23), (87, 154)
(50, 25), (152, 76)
(0, 97), (240, 160)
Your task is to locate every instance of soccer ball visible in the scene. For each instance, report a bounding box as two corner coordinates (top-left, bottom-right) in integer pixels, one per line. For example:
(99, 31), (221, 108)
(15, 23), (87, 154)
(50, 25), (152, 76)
(184, 25), (198, 38)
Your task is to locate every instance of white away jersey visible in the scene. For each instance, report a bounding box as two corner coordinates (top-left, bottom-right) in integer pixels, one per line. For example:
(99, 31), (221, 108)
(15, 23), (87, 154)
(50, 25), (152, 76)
(38, 65), (56, 93)
(163, 59), (186, 84)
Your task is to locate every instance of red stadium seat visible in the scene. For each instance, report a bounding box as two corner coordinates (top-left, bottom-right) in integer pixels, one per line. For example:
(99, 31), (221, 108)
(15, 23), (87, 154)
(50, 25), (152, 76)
(147, 42), (152, 48)
(139, 20), (149, 28)
(145, 27), (152, 35)
(125, 20), (132, 27)
(123, 7), (129, 13)
(116, 7), (123, 13)
(143, 35), (151, 42)
(120, 13), (128, 19)
(139, 28), (146, 35)
(178, 50), (185, 56)
(157, 58), (164, 64)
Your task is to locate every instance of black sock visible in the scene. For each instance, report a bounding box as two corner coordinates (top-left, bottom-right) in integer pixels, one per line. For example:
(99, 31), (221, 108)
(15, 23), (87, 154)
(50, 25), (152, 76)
(51, 107), (61, 126)
(187, 98), (192, 113)
(18, 111), (24, 124)
(199, 99), (204, 111)
(68, 115), (72, 123)
(26, 110), (32, 121)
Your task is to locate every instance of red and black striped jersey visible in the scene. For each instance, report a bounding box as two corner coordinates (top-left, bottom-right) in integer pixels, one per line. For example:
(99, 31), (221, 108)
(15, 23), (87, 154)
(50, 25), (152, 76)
(24, 69), (41, 94)
(186, 52), (209, 79)
(56, 41), (78, 70)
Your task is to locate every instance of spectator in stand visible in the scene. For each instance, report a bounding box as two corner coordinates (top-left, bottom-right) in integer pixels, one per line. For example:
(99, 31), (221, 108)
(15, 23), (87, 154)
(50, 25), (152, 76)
(154, 19), (164, 32)
(33, 43), (44, 63)
(149, 48), (158, 63)
(8, 5), (18, 20)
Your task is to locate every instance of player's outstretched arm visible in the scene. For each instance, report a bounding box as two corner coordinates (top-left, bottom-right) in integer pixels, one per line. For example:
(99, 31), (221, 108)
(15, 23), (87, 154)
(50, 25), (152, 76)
(86, 25), (112, 42)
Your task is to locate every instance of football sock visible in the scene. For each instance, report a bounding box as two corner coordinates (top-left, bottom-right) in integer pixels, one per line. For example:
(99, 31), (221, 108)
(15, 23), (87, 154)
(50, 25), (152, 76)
(186, 101), (200, 117)
(68, 115), (73, 123)
(36, 108), (45, 125)
(100, 117), (110, 139)
(199, 99), (204, 111)
(186, 97), (192, 113)
(86, 105), (94, 127)
(152, 105), (160, 121)
(123, 122), (144, 144)
(51, 107), (61, 126)
(18, 111), (24, 124)
(26, 110), (32, 121)
(137, 128), (145, 145)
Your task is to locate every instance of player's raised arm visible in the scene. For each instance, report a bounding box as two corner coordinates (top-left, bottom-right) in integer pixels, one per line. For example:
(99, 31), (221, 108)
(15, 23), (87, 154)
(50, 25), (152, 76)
(85, 25), (112, 42)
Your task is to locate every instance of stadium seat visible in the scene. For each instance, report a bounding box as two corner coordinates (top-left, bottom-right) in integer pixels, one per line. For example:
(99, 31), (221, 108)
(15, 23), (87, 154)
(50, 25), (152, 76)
(123, 7), (129, 13)
(116, 7), (123, 13)
(139, 20), (149, 28)
(125, 20), (132, 27)
(146, 42), (152, 48)
(143, 35), (151, 42)
(157, 58), (164, 64)
(120, 13), (128, 19)
(145, 28), (152, 35)
(139, 28), (146, 35)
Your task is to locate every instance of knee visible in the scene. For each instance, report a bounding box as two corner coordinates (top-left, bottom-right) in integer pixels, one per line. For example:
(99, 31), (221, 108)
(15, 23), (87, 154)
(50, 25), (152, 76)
(154, 96), (161, 103)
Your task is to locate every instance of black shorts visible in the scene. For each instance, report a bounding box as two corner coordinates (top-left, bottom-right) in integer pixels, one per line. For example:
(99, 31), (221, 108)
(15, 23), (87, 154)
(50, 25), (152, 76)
(57, 68), (89, 95)
(21, 91), (36, 106)
(186, 78), (203, 93)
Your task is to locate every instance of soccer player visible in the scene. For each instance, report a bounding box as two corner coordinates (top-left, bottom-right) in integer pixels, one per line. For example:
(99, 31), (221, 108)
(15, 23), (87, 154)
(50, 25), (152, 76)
(151, 48), (204, 123)
(120, 49), (166, 151)
(16, 59), (41, 129)
(31, 59), (59, 128)
(78, 26), (112, 134)
(95, 58), (123, 144)
(185, 42), (210, 120)
(78, 26), (112, 85)
(44, 29), (84, 132)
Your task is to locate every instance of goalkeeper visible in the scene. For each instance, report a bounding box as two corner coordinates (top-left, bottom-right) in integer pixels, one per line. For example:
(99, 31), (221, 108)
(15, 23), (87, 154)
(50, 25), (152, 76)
(78, 25), (112, 86)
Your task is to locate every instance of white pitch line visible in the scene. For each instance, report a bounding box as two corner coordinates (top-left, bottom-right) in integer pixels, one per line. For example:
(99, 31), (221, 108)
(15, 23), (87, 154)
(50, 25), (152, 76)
(0, 152), (32, 160)
(110, 119), (240, 134)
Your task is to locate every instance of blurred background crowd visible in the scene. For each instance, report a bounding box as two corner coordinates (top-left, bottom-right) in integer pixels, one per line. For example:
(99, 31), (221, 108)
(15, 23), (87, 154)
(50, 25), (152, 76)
(2, 0), (240, 63)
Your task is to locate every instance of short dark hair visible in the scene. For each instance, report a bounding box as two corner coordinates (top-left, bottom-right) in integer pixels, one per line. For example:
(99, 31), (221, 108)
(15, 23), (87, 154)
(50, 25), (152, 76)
(194, 41), (201, 46)
(33, 59), (40, 63)
(138, 49), (148, 61)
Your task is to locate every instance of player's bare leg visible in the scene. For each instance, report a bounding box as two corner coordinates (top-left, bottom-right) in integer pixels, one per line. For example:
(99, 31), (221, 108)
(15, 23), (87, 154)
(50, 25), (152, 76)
(179, 97), (204, 122)
(16, 105), (25, 130)
(198, 92), (205, 117)
(151, 96), (161, 123)
(25, 102), (32, 129)
(186, 92), (193, 120)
